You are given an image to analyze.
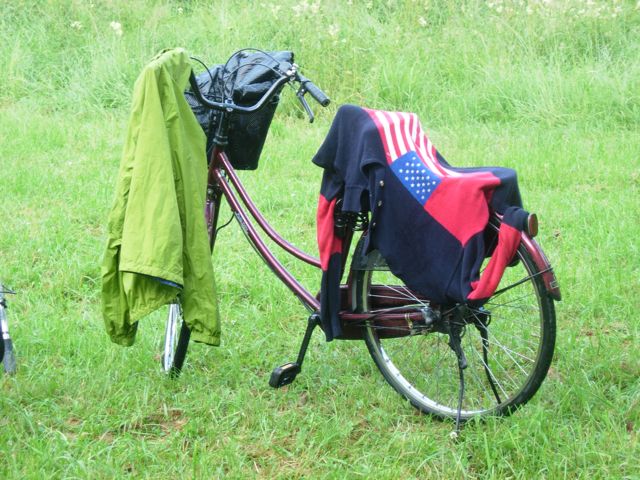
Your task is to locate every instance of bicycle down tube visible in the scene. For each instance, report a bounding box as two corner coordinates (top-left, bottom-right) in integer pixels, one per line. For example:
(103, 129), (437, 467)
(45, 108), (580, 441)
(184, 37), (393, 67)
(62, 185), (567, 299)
(208, 148), (322, 312)
(213, 147), (321, 268)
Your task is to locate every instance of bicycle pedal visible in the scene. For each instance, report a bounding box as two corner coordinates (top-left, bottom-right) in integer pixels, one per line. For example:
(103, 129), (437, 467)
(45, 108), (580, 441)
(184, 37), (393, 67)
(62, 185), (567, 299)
(269, 362), (301, 388)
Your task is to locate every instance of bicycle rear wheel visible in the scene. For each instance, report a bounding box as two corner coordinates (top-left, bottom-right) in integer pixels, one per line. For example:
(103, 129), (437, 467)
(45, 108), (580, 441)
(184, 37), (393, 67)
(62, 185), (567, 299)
(352, 219), (556, 420)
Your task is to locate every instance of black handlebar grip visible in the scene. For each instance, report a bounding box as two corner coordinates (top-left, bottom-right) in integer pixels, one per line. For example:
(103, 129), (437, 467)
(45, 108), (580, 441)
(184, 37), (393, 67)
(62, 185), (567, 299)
(304, 81), (330, 107)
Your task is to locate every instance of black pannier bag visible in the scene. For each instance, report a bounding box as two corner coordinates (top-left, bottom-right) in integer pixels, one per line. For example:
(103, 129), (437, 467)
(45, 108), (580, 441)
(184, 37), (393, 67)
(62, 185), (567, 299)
(185, 50), (294, 170)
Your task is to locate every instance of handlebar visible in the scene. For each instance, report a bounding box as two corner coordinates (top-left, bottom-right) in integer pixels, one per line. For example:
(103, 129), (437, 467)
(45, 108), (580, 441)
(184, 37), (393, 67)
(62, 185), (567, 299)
(297, 73), (330, 107)
(188, 70), (293, 114)
(188, 59), (330, 122)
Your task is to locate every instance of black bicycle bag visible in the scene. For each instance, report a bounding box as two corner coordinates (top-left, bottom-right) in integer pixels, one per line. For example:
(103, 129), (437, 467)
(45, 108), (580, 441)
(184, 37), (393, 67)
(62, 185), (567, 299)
(185, 50), (294, 170)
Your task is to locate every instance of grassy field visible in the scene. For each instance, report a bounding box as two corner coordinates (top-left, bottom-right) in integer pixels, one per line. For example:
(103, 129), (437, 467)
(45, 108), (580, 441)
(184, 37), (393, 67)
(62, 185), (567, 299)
(1, 0), (639, 478)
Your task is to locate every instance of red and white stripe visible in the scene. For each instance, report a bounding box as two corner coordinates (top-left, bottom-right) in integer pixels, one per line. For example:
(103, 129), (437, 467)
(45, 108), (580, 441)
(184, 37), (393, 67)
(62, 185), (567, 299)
(364, 109), (461, 178)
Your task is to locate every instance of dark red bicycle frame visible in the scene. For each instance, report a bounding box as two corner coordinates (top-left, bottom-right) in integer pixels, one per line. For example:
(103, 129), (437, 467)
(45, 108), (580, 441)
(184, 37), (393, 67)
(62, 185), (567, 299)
(204, 145), (561, 339)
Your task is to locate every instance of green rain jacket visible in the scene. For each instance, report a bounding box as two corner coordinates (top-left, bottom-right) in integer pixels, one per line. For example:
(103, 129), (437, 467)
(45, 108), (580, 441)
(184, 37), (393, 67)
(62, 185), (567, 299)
(101, 48), (220, 346)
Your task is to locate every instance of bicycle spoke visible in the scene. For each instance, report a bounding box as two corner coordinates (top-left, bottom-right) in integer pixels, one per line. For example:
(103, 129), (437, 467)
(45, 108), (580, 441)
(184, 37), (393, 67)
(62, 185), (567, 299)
(484, 292), (538, 310)
(374, 284), (428, 306)
(472, 319), (540, 351)
(469, 345), (509, 400)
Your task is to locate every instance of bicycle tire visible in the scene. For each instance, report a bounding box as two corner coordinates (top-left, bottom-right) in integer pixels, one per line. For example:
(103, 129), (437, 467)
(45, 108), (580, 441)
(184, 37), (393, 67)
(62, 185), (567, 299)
(0, 286), (5, 363)
(161, 302), (191, 376)
(2, 338), (16, 375)
(0, 287), (12, 374)
(353, 217), (556, 420)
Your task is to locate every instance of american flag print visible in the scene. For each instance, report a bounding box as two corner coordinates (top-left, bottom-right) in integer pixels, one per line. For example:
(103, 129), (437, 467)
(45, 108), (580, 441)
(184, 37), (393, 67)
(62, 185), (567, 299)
(365, 108), (503, 246)
(389, 151), (441, 206)
(364, 108), (462, 177)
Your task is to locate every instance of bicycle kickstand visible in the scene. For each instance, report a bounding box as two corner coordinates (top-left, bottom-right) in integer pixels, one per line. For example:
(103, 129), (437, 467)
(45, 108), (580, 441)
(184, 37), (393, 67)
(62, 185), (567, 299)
(269, 313), (321, 388)
(447, 312), (468, 439)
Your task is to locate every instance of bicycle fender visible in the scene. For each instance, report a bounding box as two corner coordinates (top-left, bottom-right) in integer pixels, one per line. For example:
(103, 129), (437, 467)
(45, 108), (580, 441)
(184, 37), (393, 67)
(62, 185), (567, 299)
(521, 234), (561, 301)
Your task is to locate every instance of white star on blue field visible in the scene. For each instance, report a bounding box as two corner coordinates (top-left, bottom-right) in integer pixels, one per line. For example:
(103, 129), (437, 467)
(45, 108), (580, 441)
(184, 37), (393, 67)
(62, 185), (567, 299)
(390, 151), (441, 206)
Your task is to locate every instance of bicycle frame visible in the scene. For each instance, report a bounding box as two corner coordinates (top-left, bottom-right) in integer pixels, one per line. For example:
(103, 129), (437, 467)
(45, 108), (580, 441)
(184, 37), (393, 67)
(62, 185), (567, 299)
(203, 143), (561, 342)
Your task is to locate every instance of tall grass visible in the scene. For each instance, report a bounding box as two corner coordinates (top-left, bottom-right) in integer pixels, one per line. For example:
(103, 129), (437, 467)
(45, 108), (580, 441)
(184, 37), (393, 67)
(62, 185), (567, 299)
(1, 0), (639, 478)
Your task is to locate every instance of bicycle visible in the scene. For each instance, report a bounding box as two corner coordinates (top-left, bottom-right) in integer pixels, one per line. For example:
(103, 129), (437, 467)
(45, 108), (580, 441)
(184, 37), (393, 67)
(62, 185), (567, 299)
(160, 49), (560, 426)
(0, 283), (17, 375)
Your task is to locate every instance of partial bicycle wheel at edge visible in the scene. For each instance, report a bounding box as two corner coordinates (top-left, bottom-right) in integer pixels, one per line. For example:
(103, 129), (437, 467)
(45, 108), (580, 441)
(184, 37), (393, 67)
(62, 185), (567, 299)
(161, 302), (191, 376)
(353, 221), (556, 420)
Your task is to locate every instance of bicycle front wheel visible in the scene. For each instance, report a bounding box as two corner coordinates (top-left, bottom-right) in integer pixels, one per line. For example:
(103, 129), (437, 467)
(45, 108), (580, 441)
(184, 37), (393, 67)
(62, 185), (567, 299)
(161, 302), (190, 376)
(353, 223), (556, 420)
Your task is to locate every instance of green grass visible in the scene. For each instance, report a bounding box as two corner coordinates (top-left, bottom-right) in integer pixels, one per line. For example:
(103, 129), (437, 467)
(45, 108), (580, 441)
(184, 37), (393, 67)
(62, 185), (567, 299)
(1, 0), (639, 477)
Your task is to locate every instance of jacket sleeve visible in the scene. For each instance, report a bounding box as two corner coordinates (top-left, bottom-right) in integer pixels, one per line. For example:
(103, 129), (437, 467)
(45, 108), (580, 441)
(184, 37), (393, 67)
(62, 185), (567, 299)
(119, 68), (185, 284)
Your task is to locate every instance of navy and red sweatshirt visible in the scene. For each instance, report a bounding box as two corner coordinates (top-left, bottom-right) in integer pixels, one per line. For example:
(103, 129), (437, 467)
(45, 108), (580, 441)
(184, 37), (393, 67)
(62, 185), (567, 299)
(313, 105), (529, 341)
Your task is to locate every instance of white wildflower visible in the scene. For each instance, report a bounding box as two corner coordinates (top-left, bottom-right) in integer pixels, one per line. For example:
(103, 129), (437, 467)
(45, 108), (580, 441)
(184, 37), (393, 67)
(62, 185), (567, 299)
(70, 20), (82, 30)
(418, 16), (427, 27)
(110, 21), (123, 36)
(310, 1), (320, 14)
(611, 4), (623, 18)
(177, 6), (184, 14)
(292, 0), (309, 16)
(328, 23), (339, 37)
